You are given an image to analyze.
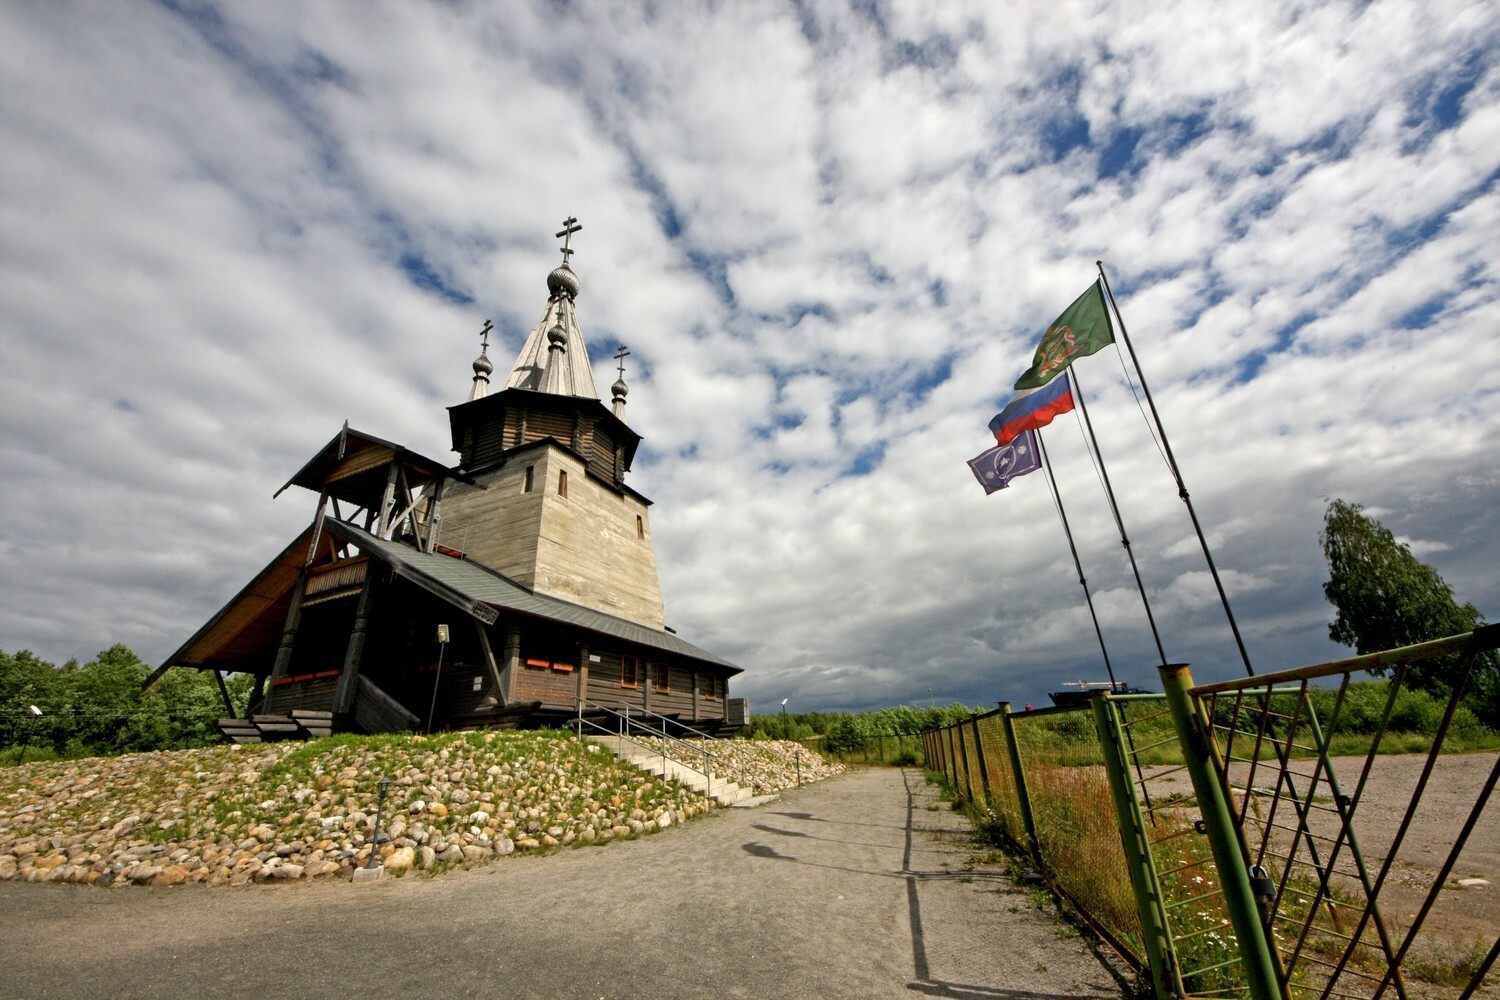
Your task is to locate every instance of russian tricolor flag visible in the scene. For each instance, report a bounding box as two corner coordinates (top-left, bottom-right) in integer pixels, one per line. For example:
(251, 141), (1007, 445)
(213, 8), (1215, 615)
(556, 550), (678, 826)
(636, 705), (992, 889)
(988, 372), (1076, 446)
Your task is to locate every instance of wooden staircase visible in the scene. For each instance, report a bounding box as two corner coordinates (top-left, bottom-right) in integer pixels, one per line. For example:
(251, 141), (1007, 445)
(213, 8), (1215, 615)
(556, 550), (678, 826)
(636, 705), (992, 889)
(216, 710), (335, 744)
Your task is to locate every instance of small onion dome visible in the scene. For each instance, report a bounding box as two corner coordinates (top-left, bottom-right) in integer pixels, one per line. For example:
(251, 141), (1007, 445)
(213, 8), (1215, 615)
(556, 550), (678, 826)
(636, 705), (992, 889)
(611, 377), (628, 400)
(547, 264), (580, 300)
(547, 322), (568, 348)
(472, 353), (493, 376)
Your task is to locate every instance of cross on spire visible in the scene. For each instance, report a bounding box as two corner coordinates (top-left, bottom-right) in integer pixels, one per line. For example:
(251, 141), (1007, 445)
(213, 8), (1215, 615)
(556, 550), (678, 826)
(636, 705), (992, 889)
(479, 318), (492, 354)
(614, 345), (630, 380)
(555, 216), (582, 261)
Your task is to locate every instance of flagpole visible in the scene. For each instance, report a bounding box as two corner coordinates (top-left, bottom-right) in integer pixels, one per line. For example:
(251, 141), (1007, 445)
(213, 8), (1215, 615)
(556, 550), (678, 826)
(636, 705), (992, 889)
(1072, 372), (1169, 666)
(1096, 262), (1256, 676)
(1036, 430), (1118, 687)
(1038, 427), (1158, 822)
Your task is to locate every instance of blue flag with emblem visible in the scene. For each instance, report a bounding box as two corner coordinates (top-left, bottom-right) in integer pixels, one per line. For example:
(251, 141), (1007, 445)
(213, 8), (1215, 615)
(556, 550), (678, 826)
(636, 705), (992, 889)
(967, 429), (1041, 495)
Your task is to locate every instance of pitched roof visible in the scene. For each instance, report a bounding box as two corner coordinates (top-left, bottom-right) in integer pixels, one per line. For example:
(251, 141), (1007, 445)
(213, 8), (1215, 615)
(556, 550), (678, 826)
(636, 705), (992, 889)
(325, 520), (740, 672)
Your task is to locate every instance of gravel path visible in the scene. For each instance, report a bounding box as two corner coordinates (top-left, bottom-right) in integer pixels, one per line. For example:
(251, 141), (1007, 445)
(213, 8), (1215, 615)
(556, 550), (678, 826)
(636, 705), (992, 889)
(0, 767), (1130, 999)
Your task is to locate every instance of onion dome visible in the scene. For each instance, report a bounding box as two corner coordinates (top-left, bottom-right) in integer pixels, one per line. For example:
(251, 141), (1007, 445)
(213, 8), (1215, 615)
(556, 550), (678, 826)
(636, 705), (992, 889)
(547, 264), (580, 301)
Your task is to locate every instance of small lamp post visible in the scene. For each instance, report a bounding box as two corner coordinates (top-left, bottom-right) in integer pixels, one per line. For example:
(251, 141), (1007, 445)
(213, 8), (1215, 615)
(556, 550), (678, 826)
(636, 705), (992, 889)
(425, 624), (450, 734)
(780, 697), (789, 739)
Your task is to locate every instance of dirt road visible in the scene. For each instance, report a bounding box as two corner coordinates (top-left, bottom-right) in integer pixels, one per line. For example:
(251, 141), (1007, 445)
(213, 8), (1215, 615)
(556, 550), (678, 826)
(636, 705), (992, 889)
(0, 768), (1130, 999)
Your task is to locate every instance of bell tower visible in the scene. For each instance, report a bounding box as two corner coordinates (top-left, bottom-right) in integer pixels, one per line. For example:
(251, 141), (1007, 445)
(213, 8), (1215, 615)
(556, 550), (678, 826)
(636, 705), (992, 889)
(436, 220), (666, 628)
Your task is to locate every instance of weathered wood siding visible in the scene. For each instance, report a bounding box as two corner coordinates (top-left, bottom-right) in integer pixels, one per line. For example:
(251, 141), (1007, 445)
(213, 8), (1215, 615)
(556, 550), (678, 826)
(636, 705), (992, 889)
(436, 446), (665, 628)
(269, 673), (338, 712)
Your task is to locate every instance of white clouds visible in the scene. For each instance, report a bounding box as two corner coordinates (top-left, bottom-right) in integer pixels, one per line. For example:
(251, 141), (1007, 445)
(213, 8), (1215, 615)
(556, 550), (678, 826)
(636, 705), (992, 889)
(2, 0), (1498, 713)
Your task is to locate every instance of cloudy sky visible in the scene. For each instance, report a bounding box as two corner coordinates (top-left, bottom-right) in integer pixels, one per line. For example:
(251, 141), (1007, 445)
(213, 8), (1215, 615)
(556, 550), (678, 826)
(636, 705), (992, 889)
(3, 0), (1498, 713)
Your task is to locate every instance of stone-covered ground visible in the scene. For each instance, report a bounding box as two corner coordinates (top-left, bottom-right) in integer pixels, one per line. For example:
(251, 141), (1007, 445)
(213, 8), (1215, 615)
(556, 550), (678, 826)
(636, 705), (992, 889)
(0, 732), (841, 887)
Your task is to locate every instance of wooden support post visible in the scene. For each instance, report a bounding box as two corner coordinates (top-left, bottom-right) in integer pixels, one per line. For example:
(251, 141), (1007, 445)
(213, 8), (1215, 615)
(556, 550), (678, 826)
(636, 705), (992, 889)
(576, 645), (589, 708)
(247, 674), (266, 717)
(334, 568), (378, 714)
(475, 620), (506, 706)
(501, 626), (521, 705)
(424, 475), (448, 553)
(265, 574), (309, 713)
(213, 670), (236, 717)
(375, 460), (399, 538)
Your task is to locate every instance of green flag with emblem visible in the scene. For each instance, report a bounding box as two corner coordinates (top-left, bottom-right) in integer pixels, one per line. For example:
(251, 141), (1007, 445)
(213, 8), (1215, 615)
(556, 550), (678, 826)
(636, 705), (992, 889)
(1014, 281), (1114, 390)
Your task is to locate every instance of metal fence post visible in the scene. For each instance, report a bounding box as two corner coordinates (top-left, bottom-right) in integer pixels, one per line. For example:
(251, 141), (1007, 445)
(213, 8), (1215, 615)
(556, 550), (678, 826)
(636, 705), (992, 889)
(944, 724), (958, 786)
(1092, 697), (1182, 998)
(969, 715), (992, 809)
(1159, 663), (1284, 1000)
(956, 720), (975, 804)
(998, 702), (1040, 863)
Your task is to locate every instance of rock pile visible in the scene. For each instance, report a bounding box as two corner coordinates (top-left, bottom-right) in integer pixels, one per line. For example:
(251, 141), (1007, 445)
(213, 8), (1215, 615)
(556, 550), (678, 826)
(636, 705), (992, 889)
(0, 732), (838, 887)
(636, 738), (843, 794)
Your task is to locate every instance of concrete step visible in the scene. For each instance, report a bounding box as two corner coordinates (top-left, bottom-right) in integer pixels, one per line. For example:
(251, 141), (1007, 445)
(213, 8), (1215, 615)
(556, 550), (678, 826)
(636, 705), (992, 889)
(583, 734), (751, 806)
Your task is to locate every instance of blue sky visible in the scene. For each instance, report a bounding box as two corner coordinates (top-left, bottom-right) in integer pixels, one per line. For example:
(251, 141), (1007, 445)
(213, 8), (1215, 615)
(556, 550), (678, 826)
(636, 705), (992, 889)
(2, 0), (1498, 713)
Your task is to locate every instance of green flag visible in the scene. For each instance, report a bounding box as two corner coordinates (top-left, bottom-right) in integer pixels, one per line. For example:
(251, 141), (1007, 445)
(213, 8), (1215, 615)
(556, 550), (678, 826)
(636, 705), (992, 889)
(1013, 281), (1114, 390)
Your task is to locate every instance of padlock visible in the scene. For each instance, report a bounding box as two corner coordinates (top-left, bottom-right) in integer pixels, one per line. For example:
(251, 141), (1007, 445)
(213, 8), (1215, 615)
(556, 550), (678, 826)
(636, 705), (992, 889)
(1248, 864), (1276, 901)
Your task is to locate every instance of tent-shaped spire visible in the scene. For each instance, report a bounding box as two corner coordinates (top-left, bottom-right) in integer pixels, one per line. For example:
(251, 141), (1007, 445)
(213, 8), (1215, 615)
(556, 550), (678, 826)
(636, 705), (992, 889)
(502, 217), (599, 399)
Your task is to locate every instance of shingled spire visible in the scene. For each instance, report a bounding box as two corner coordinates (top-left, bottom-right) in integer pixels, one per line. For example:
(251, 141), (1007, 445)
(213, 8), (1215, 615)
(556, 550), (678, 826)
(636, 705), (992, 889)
(501, 217), (599, 399)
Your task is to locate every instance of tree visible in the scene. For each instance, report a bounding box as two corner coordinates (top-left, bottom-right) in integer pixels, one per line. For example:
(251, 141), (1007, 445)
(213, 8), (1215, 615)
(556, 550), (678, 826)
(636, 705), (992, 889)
(1321, 499), (1498, 726)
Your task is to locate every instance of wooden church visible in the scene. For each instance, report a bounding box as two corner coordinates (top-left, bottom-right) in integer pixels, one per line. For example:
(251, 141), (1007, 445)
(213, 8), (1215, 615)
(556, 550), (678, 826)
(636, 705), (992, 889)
(153, 220), (743, 738)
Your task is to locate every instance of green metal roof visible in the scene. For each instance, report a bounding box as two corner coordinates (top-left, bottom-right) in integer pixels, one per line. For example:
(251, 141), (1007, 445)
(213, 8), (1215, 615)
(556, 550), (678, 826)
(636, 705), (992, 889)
(324, 519), (740, 673)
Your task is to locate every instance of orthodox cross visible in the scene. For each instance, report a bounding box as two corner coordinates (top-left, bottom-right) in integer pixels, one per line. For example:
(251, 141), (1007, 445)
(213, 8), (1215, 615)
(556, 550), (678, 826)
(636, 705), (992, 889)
(479, 318), (492, 354)
(614, 345), (630, 379)
(555, 216), (582, 261)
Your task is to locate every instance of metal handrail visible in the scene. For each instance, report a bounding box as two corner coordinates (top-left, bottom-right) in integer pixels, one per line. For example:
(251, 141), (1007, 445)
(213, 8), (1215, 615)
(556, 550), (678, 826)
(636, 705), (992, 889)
(573, 697), (731, 800)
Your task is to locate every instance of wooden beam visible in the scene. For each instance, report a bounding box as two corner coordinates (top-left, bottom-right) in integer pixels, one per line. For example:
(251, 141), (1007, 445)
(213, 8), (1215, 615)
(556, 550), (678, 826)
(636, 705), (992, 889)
(501, 626), (521, 706)
(375, 460), (399, 538)
(423, 475), (448, 553)
(141, 661), (173, 691)
(264, 573), (309, 713)
(213, 670), (236, 717)
(474, 620), (506, 708)
(334, 567), (378, 714)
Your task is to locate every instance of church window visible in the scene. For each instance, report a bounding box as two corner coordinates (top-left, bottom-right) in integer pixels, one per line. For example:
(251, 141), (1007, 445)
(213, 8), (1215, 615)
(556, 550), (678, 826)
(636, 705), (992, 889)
(558, 470), (568, 496)
(523, 466), (534, 492)
(636, 515), (644, 539)
(703, 673), (720, 700)
(654, 662), (670, 693)
(621, 655), (639, 688)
